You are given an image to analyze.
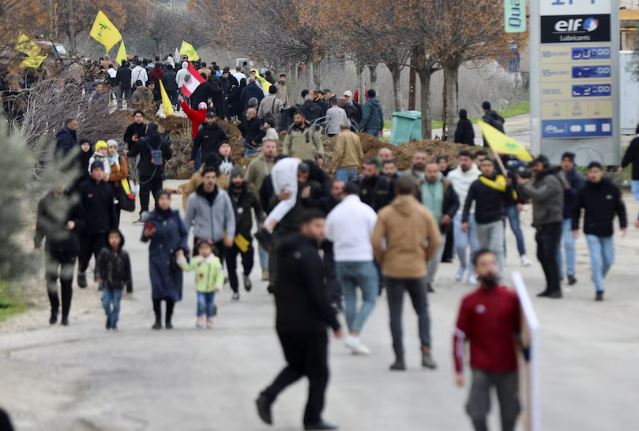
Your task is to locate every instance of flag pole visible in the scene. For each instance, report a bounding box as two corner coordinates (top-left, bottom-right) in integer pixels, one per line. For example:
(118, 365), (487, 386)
(489, 146), (509, 176)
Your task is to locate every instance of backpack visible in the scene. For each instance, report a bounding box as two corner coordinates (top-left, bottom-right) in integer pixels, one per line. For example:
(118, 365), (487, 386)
(147, 142), (163, 167)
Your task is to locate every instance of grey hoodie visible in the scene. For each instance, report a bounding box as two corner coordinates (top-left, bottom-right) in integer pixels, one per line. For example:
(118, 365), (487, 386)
(185, 186), (236, 242)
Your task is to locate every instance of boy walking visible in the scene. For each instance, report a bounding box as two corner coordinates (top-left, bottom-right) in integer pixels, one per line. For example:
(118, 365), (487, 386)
(96, 229), (132, 330)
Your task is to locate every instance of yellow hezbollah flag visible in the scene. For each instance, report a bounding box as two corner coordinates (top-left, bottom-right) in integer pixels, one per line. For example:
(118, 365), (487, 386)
(90, 10), (122, 53)
(159, 80), (175, 117)
(251, 69), (272, 92)
(16, 34), (41, 57)
(179, 41), (200, 61)
(116, 41), (127, 65)
(478, 120), (532, 162)
(21, 55), (46, 69)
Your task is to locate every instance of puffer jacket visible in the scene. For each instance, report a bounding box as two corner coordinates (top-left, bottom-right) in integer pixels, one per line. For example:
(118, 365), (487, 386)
(95, 241), (132, 292)
(519, 167), (564, 227)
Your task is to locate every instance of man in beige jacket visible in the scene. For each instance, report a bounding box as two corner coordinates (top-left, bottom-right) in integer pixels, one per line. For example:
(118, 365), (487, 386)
(372, 175), (441, 371)
(333, 120), (363, 183)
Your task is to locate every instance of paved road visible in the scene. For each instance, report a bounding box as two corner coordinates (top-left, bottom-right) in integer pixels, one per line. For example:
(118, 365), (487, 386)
(1, 186), (639, 431)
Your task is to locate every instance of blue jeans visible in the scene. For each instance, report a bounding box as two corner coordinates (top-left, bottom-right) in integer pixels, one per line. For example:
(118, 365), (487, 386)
(631, 180), (639, 202)
(557, 219), (576, 279)
(365, 129), (381, 137)
(336, 167), (358, 183)
(505, 205), (526, 257)
(258, 245), (269, 271)
(336, 261), (379, 334)
(102, 288), (123, 328)
(242, 138), (260, 157)
(454, 214), (479, 274)
(197, 291), (217, 317)
(194, 148), (202, 171)
(585, 235), (615, 293)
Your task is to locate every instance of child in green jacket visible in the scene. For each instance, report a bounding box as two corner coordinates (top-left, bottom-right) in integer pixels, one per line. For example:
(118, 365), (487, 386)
(176, 240), (224, 329)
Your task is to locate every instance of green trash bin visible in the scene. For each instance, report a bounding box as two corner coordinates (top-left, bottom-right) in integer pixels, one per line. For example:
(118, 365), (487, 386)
(390, 111), (422, 145)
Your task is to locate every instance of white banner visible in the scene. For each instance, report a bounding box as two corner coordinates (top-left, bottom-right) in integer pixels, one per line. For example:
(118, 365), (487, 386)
(540, 0), (612, 16)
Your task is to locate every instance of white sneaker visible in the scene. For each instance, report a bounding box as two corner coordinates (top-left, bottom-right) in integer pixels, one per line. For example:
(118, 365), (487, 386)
(455, 268), (465, 282)
(345, 336), (357, 352)
(468, 273), (477, 286)
(347, 337), (371, 356)
(521, 255), (532, 267)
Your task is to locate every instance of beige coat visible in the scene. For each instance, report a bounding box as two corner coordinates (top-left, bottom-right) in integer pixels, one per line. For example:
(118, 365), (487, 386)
(372, 195), (441, 279)
(333, 130), (363, 169)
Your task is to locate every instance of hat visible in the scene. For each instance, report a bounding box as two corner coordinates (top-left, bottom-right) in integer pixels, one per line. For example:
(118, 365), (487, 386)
(206, 110), (216, 118)
(230, 167), (244, 179)
(95, 140), (108, 151)
(198, 102), (208, 110)
(107, 139), (118, 148)
(343, 90), (353, 97)
(90, 160), (105, 172)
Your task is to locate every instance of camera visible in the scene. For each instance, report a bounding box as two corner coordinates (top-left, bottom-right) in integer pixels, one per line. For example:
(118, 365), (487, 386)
(505, 159), (532, 179)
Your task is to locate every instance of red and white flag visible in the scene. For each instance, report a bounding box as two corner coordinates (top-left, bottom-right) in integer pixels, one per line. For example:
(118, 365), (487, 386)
(181, 63), (205, 97)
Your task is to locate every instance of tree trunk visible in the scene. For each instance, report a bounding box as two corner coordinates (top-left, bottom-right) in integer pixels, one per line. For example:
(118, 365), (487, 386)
(311, 57), (321, 89)
(68, 0), (76, 55)
(408, 56), (417, 111)
(443, 60), (461, 141)
(387, 62), (402, 112)
(368, 64), (378, 89)
(417, 67), (432, 140)
(356, 60), (365, 105)
(155, 40), (162, 59)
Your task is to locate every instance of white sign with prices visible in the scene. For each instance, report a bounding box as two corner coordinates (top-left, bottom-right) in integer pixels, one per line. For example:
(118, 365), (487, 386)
(540, 0), (613, 15)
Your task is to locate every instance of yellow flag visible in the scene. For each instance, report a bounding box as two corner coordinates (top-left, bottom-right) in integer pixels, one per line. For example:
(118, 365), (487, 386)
(251, 69), (272, 92)
(179, 41), (200, 61)
(21, 55), (46, 69)
(116, 41), (127, 65)
(478, 121), (532, 162)
(234, 234), (250, 253)
(159, 80), (175, 117)
(16, 34), (41, 57)
(90, 10), (122, 53)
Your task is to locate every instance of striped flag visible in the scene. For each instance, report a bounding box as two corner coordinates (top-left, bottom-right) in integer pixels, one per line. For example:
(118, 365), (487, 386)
(181, 63), (205, 97)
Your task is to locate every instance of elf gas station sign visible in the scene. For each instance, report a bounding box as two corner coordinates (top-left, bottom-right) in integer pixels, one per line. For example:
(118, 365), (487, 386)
(530, 0), (620, 165)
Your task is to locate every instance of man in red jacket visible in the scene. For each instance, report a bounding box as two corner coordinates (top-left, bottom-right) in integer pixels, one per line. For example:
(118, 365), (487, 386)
(453, 249), (521, 431)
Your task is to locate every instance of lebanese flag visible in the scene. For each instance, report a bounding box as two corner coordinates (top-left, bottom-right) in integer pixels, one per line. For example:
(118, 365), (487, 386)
(181, 63), (205, 97)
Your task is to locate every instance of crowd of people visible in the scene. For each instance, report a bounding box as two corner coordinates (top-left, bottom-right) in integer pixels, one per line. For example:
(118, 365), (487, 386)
(28, 52), (639, 431)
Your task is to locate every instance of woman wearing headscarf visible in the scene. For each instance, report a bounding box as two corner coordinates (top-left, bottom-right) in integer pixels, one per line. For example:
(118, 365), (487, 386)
(106, 139), (129, 227)
(141, 191), (189, 330)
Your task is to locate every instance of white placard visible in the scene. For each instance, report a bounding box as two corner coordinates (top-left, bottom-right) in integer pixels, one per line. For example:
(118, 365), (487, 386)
(540, 0), (613, 16)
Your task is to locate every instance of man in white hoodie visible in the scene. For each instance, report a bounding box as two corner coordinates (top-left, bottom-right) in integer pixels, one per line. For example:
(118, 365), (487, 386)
(447, 150), (480, 284)
(130, 61), (148, 89)
(176, 61), (190, 90)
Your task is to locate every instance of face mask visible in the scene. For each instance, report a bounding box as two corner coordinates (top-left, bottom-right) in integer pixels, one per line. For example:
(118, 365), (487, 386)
(478, 274), (499, 288)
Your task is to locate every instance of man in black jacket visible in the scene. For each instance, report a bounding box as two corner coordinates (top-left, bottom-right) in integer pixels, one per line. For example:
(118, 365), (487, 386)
(480, 101), (505, 146)
(115, 62), (132, 109)
(128, 123), (172, 219)
(358, 158), (393, 212)
(462, 158), (510, 270)
(35, 188), (85, 325)
(77, 161), (117, 289)
(241, 107), (264, 156)
(572, 162), (627, 301)
(256, 209), (342, 431)
(192, 112), (228, 166)
(227, 168), (262, 300)
(54, 118), (79, 159)
(161, 65), (178, 107)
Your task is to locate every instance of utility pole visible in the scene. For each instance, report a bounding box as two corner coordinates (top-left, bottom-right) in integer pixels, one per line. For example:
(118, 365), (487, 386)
(68, 0), (76, 55)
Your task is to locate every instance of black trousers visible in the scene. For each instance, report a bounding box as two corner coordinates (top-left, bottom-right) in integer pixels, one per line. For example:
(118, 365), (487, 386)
(45, 254), (75, 319)
(535, 222), (562, 294)
(139, 176), (163, 215)
(226, 240), (254, 293)
(153, 298), (175, 324)
(78, 233), (107, 274)
(442, 225), (454, 262)
(261, 330), (329, 425)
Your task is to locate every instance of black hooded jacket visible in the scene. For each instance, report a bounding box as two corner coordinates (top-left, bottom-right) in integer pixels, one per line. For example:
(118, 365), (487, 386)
(192, 123), (228, 162)
(229, 183), (262, 237)
(128, 130), (172, 181)
(572, 178), (627, 237)
(34, 192), (86, 259)
(78, 179), (117, 234)
(96, 231), (133, 292)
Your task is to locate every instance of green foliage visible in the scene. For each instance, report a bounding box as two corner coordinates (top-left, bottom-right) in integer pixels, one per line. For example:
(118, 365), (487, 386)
(0, 282), (27, 323)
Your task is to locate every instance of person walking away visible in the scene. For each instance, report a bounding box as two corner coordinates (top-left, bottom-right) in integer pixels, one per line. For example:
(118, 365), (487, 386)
(447, 151), (481, 283)
(480, 101), (505, 146)
(131, 81), (154, 107)
(128, 123), (172, 221)
(256, 210), (342, 431)
(96, 229), (132, 330)
(283, 111), (324, 161)
(142, 191), (189, 329)
(517, 155), (564, 298)
(453, 249), (521, 431)
(115, 62), (132, 109)
(106, 140), (129, 227)
(192, 111), (228, 169)
(176, 62), (190, 91)
(421, 162), (460, 292)
(372, 175), (441, 370)
(462, 158), (509, 271)
(227, 169), (263, 300)
(333, 120), (363, 183)
(54, 118), (79, 160)
(177, 240), (224, 328)
(360, 89), (384, 137)
(358, 158), (393, 212)
(245, 140), (277, 280)
(620, 123), (639, 203)
(77, 161), (117, 289)
(558, 152), (584, 285)
(326, 182), (378, 355)
(34, 187), (85, 326)
(325, 98), (348, 137)
(162, 65), (179, 107)
(453, 109), (475, 146)
(131, 61), (148, 89)
(258, 85), (283, 126)
(572, 162), (627, 301)
(241, 77), (265, 111)
(342, 90), (362, 126)
(184, 167), (236, 263)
